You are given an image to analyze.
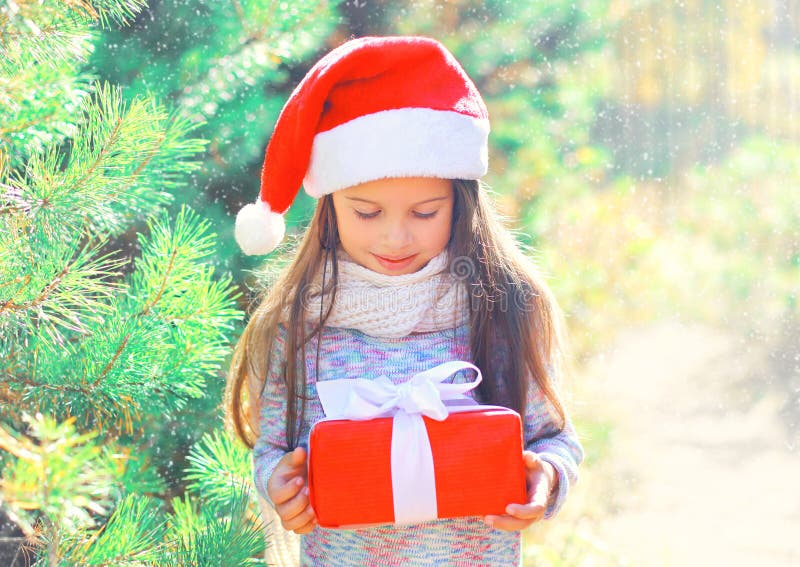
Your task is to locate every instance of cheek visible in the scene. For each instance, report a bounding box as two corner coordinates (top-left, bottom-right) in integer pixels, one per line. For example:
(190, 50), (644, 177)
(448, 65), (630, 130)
(337, 216), (372, 248)
(421, 213), (453, 249)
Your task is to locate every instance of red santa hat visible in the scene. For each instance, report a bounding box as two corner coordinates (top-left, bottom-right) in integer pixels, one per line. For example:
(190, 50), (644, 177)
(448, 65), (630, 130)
(235, 35), (490, 255)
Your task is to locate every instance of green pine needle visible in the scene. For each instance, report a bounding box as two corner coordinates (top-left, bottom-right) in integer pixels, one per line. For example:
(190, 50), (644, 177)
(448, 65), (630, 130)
(184, 430), (254, 507)
(58, 493), (168, 565)
(164, 484), (266, 567)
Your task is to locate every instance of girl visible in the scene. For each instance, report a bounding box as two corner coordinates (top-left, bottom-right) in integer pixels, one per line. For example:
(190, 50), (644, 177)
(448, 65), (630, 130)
(226, 36), (584, 566)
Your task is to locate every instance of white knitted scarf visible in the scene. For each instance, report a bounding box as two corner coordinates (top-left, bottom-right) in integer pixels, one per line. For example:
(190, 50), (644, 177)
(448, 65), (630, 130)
(297, 247), (470, 338)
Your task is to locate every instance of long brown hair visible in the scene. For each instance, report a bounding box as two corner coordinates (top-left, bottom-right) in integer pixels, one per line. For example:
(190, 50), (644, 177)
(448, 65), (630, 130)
(225, 179), (571, 449)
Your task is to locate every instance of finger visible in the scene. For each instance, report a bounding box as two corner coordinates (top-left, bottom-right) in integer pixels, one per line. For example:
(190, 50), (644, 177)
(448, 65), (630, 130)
(505, 501), (546, 521)
(268, 452), (305, 491)
(276, 485), (310, 520)
(484, 514), (534, 532)
(269, 475), (304, 506)
(292, 516), (317, 535)
(522, 451), (542, 470)
(282, 504), (317, 532)
(275, 448), (308, 478)
(290, 446), (307, 467)
(528, 473), (551, 508)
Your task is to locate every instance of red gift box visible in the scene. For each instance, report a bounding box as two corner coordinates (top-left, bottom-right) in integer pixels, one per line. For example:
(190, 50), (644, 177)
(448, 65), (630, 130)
(308, 407), (527, 528)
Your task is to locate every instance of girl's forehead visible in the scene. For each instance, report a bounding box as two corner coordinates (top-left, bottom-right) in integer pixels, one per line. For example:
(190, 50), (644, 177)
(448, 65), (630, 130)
(337, 177), (452, 203)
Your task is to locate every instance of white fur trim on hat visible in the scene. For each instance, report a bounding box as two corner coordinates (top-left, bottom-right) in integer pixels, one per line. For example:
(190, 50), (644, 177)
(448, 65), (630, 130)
(302, 108), (489, 197)
(235, 200), (286, 256)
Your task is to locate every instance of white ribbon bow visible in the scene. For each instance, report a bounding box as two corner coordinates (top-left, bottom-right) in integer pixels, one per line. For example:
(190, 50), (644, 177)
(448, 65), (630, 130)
(315, 361), (483, 525)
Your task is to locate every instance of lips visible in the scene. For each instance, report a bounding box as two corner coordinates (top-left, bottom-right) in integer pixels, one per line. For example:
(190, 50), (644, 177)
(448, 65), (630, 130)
(376, 254), (414, 262)
(372, 253), (418, 270)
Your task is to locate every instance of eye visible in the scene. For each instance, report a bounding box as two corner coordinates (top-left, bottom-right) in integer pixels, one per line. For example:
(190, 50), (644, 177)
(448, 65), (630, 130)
(414, 211), (438, 220)
(355, 210), (380, 220)
(354, 210), (439, 220)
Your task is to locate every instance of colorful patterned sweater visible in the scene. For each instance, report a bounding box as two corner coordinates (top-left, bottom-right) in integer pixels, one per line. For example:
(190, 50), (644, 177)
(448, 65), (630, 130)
(253, 322), (584, 566)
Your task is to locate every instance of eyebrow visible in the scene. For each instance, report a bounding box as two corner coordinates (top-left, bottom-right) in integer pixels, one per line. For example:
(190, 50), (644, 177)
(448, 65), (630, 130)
(345, 196), (449, 206)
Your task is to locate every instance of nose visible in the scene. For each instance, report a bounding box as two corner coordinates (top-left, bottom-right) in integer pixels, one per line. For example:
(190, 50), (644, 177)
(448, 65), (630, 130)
(381, 217), (413, 249)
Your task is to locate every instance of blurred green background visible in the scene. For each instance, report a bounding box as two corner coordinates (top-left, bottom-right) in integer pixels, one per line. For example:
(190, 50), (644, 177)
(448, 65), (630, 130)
(3, 0), (798, 564)
(91, 0), (800, 564)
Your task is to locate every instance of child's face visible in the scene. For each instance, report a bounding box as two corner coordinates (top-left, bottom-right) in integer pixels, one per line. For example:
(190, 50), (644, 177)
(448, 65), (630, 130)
(331, 176), (454, 275)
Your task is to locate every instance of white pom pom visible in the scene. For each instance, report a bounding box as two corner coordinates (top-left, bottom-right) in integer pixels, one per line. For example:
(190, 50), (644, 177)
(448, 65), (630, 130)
(234, 201), (286, 255)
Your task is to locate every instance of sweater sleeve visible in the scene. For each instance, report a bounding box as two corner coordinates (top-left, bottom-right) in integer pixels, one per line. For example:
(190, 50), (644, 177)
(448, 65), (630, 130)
(252, 323), (295, 510)
(523, 357), (585, 520)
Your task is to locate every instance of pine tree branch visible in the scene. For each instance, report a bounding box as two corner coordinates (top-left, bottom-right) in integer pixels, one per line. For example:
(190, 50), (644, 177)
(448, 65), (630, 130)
(86, 238), (178, 388)
(0, 235), (122, 343)
(61, 0), (100, 22)
(67, 125), (166, 222)
(0, 274), (31, 306)
(0, 23), (63, 40)
(1, 370), (184, 437)
(0, 274), (29, 291)
(3, 372), (109, 397)
(0, 217), (125, 339)
(1, 67), (94, 173)
(173, 0), (332, 114)
(71, 115), (123, 195)
(0, 109), (58, 137)
(92, 333), (130, 387)
(3, 210), (239, 443)
(2, 370), (185, 400)
(44, 83), (202, 238)
(131, 133), (163, 179)
(2, 0), (145, 35)
(140, 246), (177, 318)
(0, 424), (40, 462)
(0, 266), (67, 313)
(0, 2), (92, 75)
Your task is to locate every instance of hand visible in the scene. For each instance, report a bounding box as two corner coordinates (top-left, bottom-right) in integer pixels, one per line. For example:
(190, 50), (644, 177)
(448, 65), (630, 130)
(266, 447), (317, 534)
(484, 451), (557, 532)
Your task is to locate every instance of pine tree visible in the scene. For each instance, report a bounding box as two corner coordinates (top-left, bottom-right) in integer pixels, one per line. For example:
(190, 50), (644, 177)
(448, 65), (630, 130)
(87, 0), (345, 285)
(1, 2), (265, 565)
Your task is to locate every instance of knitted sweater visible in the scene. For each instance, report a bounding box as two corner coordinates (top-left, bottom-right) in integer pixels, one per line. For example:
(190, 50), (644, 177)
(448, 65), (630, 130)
(253, 321), (584, 566)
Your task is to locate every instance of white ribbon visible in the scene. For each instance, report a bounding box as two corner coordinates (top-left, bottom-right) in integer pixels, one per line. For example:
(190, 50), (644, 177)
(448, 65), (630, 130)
(315, 361), (483, 525)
